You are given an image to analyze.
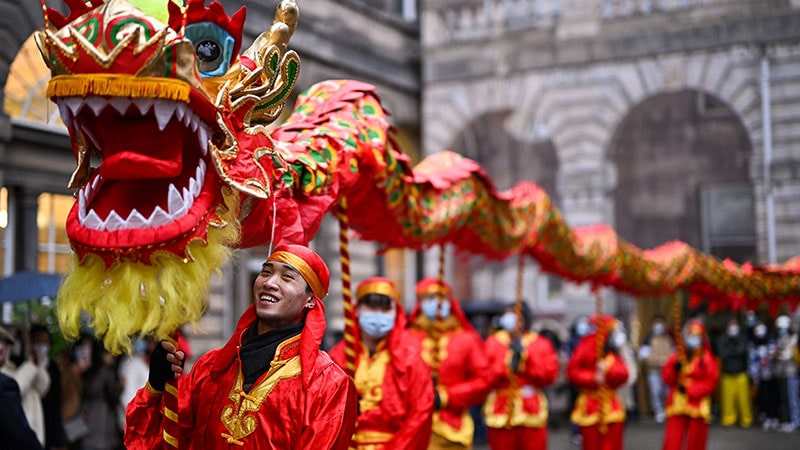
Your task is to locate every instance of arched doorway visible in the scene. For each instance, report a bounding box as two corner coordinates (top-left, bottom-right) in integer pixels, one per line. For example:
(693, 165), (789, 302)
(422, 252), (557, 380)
(610, 90), (754, 263)
(448, 110), (560, 310)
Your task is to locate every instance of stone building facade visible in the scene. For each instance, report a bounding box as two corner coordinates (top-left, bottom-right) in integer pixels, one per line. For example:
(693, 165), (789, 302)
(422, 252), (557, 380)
(421, 0), (800, 324)
(1, 0), (799, 352)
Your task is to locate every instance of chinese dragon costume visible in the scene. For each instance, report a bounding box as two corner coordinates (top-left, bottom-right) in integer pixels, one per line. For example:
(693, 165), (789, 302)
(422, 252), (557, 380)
(34, 0), (800, 353)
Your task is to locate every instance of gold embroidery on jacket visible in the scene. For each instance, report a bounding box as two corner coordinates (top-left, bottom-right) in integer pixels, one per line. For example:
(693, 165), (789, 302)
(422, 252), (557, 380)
(354, 345), (390, 414)
(219, 341), (302, 442)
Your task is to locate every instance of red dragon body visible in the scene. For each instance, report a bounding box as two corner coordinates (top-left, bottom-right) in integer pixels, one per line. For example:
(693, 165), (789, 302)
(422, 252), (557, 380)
(35, 0), (799, 352)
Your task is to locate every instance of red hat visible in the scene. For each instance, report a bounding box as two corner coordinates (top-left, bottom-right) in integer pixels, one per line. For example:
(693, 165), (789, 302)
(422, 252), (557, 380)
(685, 320), (707, 337)
(589, 314), (618, 331)
(267, 244), (329, 300)
(357, 277), (400, 303)
(410, 277), (474, 332)
(415, 277), (452, 298)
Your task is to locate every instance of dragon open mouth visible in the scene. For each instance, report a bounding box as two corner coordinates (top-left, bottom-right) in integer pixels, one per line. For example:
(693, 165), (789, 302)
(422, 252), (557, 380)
(56, 93), (220, 260)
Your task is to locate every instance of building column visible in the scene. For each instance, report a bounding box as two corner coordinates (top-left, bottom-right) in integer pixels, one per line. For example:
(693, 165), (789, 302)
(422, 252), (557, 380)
(9, 185), (40, 272)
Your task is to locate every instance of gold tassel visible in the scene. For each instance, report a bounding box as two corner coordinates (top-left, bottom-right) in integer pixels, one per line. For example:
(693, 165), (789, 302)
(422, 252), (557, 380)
(47, 75), (191, 102)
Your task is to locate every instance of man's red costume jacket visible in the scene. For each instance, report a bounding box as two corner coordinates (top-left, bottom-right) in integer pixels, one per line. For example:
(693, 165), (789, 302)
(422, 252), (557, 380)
(125, 305), (358, 449)
(329, 299), (433, 449)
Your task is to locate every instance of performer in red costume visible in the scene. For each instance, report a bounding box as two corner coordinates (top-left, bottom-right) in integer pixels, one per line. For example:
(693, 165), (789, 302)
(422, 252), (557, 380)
(407, 277), (492, 450)
(329, 277), (434, 449)
(661, 320), (719, 450)
(567, 315), (630, 450)
(483, 304), (559, 450)
(125, 244), (358, 449)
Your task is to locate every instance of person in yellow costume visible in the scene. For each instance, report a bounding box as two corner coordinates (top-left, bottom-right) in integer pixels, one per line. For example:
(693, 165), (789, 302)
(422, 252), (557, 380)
(329, 277), (434, 449)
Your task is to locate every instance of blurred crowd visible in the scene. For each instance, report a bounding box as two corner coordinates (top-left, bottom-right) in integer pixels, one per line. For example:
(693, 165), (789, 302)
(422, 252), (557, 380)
(513, 309), (800, 444)
(0, 324), (185, 450)
(1, 303), (798, 450)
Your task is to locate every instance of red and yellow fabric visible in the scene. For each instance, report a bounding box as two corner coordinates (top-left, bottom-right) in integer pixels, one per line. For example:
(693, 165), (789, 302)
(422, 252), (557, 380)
(329, 277), (434, 450)
(661, 343), (718, 422)
(408, 278), (492, 448)
(482, 330), (559, 450)
(660, 322), (718, 450)
(125, 304), (358, 449)
(567, 330), (629, 450)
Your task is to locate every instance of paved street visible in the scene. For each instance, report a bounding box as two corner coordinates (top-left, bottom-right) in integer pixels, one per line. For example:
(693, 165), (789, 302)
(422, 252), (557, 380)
(474, 420), (800, 450)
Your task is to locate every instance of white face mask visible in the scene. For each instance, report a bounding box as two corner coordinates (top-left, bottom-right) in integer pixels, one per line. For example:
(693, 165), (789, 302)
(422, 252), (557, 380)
(754, 324), (767, 339)
(685, 335), (702, 350)
(610, 331), (627, 349)
(421, 298), (450, 320)
(727, 325), (740, 337)
(359, 310), (396, 339)
(34, 344), (49, 359)
(498, 313), (517, 332)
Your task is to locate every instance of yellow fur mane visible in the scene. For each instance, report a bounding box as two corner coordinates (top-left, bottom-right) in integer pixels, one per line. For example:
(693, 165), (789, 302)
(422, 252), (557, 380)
(57, 189), (241, 354)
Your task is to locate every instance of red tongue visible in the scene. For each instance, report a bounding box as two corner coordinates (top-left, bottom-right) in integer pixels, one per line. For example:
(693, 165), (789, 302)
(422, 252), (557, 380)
(97, 120), (184, 179)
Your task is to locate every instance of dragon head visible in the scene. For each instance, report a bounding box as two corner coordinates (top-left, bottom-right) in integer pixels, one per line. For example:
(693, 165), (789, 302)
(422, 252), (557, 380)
(36, 0), (300, 351)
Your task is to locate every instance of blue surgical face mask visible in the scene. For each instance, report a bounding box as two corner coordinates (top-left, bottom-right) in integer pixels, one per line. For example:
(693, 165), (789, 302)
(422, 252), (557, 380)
(652, 323), (665, 335)
(498, 313), (517, 332)
(132, 339), (147, 355)
(421, 298), (450, 320)
(575, 321), (590, 337)
(685, 335), (702, 350)
(359, 310), (396, 339)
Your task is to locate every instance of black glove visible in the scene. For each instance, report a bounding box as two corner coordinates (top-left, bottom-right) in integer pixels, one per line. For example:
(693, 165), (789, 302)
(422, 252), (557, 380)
(434, 391), (442, 411)
(677, 384), (686, 395)
(510, 338), (523, 373)
(673, 361), (682, 374)
(148, 341), (179, 391)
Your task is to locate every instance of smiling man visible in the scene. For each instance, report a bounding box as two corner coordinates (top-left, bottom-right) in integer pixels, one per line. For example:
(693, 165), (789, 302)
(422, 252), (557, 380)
(125, 244), (358, 449)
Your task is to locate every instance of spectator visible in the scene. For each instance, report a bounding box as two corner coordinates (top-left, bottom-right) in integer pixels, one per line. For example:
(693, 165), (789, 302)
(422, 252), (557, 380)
(716, 318), (752, 428)
(60, 336), (91, 448)
(774, 315), (799, 432)
(749, 320), (779, 430)
(80, 338), (123, 449)
(638, 316), (673, 423)
(1, 325), (51, 446)
(0, 325), (45, 449)
(615, 323), (639, 420)
(117, 338), (152, 430)
(30, 324), (68, 450)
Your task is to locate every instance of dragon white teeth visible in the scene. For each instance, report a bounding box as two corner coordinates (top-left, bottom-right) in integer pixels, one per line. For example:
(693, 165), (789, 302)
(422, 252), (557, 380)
(154, 99), (176, 131)
(148, 206), (171, 228)
(85, 97), (107, 116)
(78, 189), (87, 222)
(167, 184), (184, 216)
(175, 103), (187, 123)
(125, 209), (149, 228)
(109, 97), (132, 115)
(64, 97), (83, 115)
(132, 98), (154, 115)
(104, 211), (125, 231)
(197, 125), (208, 155)
(189, 177), (198, 197)
(84, 210), (103, 229)
(57, 102), (73, 128)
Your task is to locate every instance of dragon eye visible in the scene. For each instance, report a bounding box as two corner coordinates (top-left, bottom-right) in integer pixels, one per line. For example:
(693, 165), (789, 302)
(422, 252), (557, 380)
(184, 22), (236, 78)
(196, 40), (223, 72)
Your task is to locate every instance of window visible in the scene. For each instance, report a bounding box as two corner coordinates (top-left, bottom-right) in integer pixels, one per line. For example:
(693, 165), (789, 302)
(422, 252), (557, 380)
(700, 184), (756, 264)
(37, 193), (74, 273)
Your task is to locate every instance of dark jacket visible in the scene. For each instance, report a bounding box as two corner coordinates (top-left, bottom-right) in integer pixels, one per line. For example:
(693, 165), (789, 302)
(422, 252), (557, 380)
(0, 372), (44, 450)
(716, 334), (749, 375)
